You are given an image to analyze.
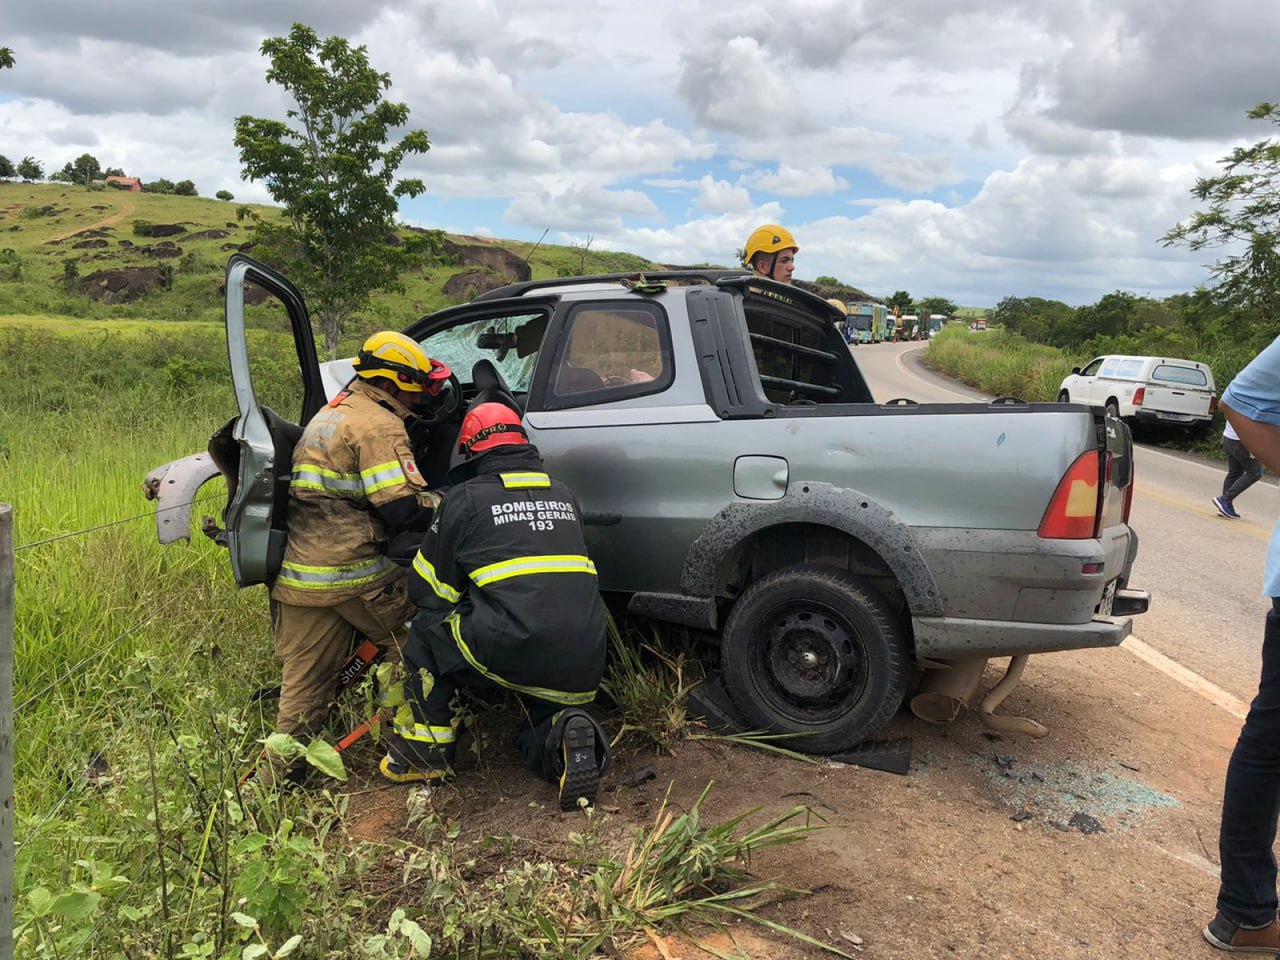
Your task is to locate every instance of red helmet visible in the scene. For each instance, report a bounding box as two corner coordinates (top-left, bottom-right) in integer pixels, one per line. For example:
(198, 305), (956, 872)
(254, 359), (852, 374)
(457, 402), (527, 459)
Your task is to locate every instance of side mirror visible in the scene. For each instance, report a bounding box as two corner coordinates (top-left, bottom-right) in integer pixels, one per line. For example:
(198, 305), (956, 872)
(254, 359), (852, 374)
(1070, 367), (1081, 375)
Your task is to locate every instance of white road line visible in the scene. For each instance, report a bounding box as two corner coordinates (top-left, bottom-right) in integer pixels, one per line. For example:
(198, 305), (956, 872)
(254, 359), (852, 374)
(1122, 636), (1249, 720)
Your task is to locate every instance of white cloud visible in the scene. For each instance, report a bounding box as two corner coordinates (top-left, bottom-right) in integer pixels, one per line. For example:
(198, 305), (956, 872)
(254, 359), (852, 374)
(0, 0), (1270, 305)
(751, 165), (849, 197)
(505, 184), (661, 234)
(696, 176), (753, 213)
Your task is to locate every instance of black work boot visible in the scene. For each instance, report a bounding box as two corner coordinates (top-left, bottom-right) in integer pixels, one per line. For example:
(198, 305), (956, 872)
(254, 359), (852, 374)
(558, 713), (600, 811)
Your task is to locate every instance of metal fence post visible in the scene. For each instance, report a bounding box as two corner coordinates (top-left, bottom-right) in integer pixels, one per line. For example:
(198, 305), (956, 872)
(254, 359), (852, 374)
(1, 503), (13, 960)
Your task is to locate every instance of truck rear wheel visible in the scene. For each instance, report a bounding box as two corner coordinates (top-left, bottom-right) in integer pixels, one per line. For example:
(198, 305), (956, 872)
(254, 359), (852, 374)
(720, 564), (909, 753)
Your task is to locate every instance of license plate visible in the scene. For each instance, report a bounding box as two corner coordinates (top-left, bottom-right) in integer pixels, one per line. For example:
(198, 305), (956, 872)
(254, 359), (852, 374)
(1098, 579), (1118, 616)
(1157, 412), (1194, 422)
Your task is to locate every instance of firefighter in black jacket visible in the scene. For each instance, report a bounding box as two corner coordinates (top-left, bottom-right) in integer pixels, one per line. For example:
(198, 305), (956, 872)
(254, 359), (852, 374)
(382, 401), (610, 809)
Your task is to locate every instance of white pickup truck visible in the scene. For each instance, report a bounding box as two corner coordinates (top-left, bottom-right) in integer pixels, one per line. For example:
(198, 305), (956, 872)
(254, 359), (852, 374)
(1057, 354), (1217, 432)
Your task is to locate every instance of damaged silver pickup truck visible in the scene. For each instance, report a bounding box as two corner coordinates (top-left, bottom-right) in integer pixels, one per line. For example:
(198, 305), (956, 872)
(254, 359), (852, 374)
(146, 255), (1148, 752)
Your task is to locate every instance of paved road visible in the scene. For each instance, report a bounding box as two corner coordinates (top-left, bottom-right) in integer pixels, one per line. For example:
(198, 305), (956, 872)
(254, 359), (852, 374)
(852, 339), (1277, 702)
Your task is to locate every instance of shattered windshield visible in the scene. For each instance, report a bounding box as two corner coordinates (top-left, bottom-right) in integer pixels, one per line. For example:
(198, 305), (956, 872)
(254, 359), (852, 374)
(418, 311), (545, 391)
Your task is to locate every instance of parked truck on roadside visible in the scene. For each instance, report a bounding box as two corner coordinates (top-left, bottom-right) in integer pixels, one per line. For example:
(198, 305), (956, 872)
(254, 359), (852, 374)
(145, 256), (1149, 753)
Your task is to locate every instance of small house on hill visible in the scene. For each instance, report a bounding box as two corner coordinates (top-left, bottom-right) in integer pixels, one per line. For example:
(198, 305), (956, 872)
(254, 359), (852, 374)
(106, 176), (142, 192)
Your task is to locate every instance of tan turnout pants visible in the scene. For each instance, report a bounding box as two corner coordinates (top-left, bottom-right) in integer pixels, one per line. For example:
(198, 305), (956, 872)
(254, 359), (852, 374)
(271, 577), (416, 738)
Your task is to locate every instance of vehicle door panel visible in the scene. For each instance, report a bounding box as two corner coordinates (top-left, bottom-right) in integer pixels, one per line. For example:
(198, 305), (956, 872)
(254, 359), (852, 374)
(1076, 357), (1104, 404)
(522, 297), (715, 595)
(220, 254), (323, 587)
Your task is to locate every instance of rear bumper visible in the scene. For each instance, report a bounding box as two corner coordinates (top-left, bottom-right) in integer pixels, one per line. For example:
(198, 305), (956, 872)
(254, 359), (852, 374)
(1134, 409), (1211, 426)
(912, 612), (1132, 659)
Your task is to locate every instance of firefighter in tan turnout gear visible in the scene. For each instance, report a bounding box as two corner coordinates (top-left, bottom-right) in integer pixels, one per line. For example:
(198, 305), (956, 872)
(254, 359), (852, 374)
(261, 331), (452, 783)
(382, 401), (611, 810)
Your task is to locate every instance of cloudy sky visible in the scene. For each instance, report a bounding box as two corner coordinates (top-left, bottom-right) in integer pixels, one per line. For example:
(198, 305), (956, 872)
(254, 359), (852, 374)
(1, 0), (1275, 306)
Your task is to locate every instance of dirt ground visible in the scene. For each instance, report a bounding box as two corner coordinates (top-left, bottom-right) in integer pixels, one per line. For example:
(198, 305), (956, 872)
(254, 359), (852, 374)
(339, 645), (1243, 959)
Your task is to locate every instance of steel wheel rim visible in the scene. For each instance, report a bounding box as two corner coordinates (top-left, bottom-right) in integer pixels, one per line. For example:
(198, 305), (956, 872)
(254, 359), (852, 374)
(750, 598), (868, 724)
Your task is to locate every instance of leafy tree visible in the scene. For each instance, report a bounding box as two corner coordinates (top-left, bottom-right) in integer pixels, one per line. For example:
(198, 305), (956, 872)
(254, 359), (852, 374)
(0, 156), (14, 179)
(143, 178), (175, 194)
(0, 48), (14, 70)
(1072, 290), (1137, 342)
(234, 22), (439, 356)
(103, 167), (125, 178)
(815, 275), (842, 286)
(1163, 101), (1280, 329)
(916, 296), (958, 318)
(174, 179), (197, 196)
(18, 157), (44, 181)
(215, 189), (234, 201)
(990, 295), (1074, 344)
(60, 153), (102, 185)
(887, 290), (913, 314)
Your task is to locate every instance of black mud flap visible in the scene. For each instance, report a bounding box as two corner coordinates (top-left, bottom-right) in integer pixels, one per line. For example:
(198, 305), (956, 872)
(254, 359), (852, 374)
(686, 673), (913, 776)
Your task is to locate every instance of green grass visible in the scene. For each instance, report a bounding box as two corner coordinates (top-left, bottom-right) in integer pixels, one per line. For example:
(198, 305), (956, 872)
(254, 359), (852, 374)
(4, 323), (839, 958)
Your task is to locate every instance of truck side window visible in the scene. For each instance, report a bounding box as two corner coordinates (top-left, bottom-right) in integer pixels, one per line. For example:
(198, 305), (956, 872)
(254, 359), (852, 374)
(742, 289), (866, 404)
(1089, 359), (1110, 377)
(544, 302), (673, 408)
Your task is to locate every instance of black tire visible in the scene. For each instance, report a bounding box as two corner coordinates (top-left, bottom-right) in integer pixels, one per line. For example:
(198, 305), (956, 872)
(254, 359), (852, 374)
(1057, 390), (1070, 403)
(720, 564), (910, 753)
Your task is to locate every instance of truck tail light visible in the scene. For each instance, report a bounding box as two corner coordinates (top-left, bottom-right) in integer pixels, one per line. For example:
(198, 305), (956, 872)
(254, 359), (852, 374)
(1132, 387), (1145, 407)
(1210, 394), (1219, 415)
(1038, 450), (1101, 540)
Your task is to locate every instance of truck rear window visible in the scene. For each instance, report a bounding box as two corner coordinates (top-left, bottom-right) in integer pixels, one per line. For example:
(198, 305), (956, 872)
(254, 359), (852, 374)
(1152, 364), (1208, 386)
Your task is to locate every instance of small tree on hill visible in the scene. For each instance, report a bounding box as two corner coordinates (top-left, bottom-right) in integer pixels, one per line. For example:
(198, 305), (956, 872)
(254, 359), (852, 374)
(888, 290), (913, 314)
(174, 179), (197, 196)
(0, 156), (14, 180)
(17, 157), (43, 181)
(143, 178), (175, 194)
(234, 22), (440, 357)
(60, 153), (102, 186)
(104, 167), (125, 178)
(215, 189), (234, 201)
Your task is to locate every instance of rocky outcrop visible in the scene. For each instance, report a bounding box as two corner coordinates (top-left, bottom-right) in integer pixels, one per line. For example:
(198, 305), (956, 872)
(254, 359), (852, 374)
(443, 270), (510, 299)
(442, 240), (531, 283)
(78, 267), (164, 304)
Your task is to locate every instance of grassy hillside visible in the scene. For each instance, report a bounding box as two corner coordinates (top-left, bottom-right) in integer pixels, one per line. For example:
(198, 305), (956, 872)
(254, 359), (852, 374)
(0, 182), (666, 350)
(0, 182), (895, 348)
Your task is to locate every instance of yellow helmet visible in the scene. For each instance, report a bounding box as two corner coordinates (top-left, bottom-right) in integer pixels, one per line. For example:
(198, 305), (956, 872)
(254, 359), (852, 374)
(825, 298), (849, 316)
(353, 331), (451, 394)
(743, 224), (799, 266)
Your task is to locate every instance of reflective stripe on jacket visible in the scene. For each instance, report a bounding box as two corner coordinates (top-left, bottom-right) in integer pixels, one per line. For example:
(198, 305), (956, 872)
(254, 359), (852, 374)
(272, 379), (426, 606)
(408, 445), (607, 700)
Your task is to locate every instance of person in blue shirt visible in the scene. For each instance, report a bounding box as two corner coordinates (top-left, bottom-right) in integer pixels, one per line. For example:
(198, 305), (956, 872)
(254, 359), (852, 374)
(1204, 334), (1280, 953)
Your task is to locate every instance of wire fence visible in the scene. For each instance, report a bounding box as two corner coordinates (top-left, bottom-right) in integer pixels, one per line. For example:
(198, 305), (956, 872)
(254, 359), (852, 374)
(11, 488), (243, 942)
(14, 493), (221, 553)
(10, 486), (347, 956)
